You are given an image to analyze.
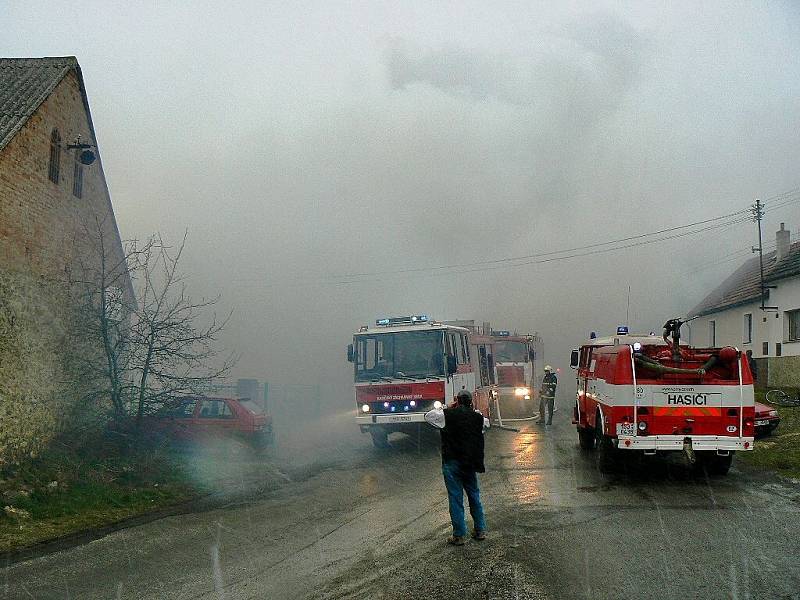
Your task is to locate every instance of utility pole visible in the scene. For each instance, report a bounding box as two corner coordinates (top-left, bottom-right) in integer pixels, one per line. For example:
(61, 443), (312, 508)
(751, 198), (778, 311)
(751, 199), (766, 310)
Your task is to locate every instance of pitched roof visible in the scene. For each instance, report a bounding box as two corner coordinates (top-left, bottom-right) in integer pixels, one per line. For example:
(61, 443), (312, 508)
(0, 57), (78, 151)
(690, 241), (800, 316)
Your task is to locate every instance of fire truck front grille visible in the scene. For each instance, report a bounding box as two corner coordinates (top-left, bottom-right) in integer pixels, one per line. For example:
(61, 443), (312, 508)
(361, 400), (440, 415)
(497, 366), (525, 387)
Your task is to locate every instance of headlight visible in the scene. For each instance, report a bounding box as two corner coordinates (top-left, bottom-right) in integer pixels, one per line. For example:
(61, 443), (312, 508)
(514, 387), (530, 397)
(433, 400), (443, 409)
(409, 400), (416, 407)
(769, 410), (778, 417)
(637, 421), (647, 431)
(361, 404), (370, 413)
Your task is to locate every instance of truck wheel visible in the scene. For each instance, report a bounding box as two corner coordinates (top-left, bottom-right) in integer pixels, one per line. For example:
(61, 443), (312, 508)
(370, 428), (389, 448)
(578, 427), (595, 451)
(696, 452), (733, 476)
(595, 418), (615, 473)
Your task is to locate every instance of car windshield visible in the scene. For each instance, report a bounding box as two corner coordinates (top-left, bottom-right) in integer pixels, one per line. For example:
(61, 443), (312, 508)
(238, 398), (264, 414)
(354, 330), (444, 381)
(495, 341), (528, 362)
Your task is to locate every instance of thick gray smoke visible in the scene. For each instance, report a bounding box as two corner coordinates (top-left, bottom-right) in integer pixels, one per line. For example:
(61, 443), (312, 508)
(4, 3), (800, 432)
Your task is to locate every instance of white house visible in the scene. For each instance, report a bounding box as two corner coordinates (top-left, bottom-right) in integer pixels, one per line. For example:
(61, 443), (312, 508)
(689, 223), (800, 387)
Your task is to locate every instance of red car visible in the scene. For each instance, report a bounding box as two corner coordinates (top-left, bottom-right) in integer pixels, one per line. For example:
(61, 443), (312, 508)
(142, 396), (273, 448)
(754, 401), (780, 437)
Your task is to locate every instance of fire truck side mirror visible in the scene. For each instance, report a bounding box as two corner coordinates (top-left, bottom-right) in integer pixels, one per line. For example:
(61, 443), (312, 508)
(529, 349), (536, 362)
(347, 344), (355, 363)
(446, 355), (457, 375)
(487, 353), (495, 374)
(570, 349), (579, 369)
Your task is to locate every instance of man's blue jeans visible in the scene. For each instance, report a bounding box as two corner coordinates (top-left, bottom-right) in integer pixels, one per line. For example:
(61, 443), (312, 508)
(442, 460), (487, 537)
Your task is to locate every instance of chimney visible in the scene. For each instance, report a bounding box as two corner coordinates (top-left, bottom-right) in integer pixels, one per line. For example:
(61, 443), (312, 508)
(776, 222), (791, 262)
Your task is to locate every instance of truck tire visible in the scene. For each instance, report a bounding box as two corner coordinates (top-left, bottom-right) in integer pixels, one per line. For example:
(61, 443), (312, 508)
(696, 452), (733, 476)
(578, 427), (595, 451)
(595, 416), (616, 473)
(370, 427), (389, 449)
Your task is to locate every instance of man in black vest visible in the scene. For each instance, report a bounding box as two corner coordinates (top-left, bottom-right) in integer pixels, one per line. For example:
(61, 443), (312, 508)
(425, 389), (488, 545)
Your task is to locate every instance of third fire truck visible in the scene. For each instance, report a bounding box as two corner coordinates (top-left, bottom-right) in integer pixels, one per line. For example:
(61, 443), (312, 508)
(570, 319), (755, 475)
(492, 331), (539, 417)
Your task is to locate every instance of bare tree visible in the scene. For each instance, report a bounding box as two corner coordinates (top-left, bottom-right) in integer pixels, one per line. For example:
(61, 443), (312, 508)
(70, 214), (146, 420)
(129, 232), (235, 426)
(72, 220), (234, 427)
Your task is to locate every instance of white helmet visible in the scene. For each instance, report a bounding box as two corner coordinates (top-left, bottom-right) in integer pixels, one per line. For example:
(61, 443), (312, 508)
(544, 365), (552, 372)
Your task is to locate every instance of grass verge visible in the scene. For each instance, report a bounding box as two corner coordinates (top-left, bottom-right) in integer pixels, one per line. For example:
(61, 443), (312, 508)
(738, 388), (800, 479)
(0, 436), (197, 553)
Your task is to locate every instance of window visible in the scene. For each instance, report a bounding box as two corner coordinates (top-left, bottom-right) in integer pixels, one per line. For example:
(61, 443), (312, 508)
(787, 310), (800, 342)
(198, 399), (234, 418)
(48, 129), (60, 183)
(354, 330), (444, 381)
(72, 151), (83, 198)
(776, 342), (782, 357)
(709, 320), (716, 346)
(763, 341), (769, 356)
(168, 399), (197, 418)
(477, 345), (489, 386)
(743, 313), (752, 344)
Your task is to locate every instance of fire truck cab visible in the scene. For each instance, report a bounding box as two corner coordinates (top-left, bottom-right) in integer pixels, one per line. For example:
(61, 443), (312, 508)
(571, 324), (755, 475)
(347, 315), (494, 448)
(493, 331), (538, 417)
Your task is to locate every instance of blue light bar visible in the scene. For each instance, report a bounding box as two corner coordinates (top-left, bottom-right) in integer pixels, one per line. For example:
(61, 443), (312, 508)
(617, 326), (629, 335)
(376, 315), (431, 327)
(493, 330), (510, 337)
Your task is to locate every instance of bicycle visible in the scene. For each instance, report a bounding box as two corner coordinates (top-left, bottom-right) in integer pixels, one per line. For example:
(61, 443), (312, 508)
(764, 389), (800, 407)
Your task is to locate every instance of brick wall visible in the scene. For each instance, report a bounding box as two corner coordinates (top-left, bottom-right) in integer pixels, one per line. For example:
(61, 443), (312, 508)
(0, 70), (129, 293)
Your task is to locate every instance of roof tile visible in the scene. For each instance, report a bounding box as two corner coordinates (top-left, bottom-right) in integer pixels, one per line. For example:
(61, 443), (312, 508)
(0, 57), (77, 151)
(690, 241), (800, 316)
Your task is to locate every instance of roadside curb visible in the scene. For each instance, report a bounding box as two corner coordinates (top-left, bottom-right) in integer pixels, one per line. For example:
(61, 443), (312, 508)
(0, 468), (293, 567)
(0, 495), (211, 567)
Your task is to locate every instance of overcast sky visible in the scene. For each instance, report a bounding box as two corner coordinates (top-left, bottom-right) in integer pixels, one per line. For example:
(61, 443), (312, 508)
(3, 1), (800, 394)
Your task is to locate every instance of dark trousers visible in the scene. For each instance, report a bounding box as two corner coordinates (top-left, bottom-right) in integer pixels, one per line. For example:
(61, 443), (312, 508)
(539, 395), (554, 424)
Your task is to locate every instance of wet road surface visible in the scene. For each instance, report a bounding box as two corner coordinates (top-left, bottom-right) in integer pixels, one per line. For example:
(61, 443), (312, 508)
(4, 414), (800, 599)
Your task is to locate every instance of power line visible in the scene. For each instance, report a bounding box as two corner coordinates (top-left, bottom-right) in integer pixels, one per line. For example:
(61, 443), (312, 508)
(329, 216), (752, 285)
(330, 209), (752, 281)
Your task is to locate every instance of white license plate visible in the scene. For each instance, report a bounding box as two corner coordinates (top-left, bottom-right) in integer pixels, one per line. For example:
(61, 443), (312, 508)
(616, 422), (636, 436)
(755, 419), (769, 426)
(381, 415), (413, 423)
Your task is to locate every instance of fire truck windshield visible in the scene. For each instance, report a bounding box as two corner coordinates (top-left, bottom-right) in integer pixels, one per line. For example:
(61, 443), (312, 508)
(354, 330), (445, 382)
(495, 341), (528, 362)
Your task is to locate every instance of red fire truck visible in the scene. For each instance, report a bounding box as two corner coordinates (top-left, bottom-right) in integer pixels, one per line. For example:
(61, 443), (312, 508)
(570, 319), (755, 475)
(347, 315), (496, 447)
(492, 331), (538, 417)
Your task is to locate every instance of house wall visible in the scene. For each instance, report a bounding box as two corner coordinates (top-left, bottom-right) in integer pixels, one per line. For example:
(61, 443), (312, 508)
(0, 70), (127, 288)
(690, 275), (800, 387)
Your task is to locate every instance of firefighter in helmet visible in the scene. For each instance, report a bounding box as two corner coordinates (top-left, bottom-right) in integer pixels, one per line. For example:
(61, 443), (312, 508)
(537, 365), (558, 425)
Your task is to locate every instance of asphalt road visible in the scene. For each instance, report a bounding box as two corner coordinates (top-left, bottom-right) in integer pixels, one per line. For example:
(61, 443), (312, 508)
(4, 410), (800, 599)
